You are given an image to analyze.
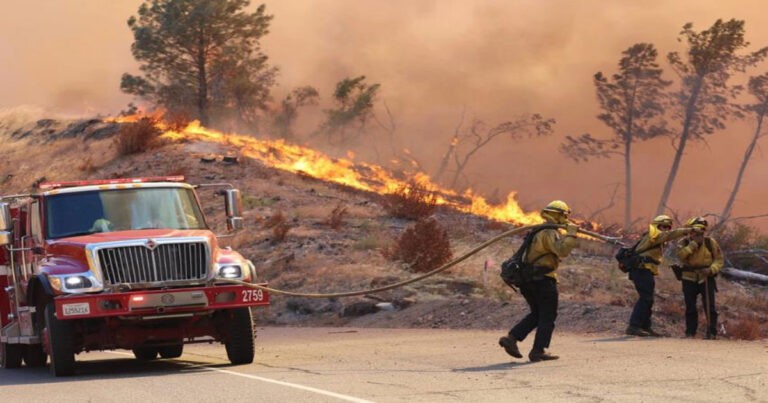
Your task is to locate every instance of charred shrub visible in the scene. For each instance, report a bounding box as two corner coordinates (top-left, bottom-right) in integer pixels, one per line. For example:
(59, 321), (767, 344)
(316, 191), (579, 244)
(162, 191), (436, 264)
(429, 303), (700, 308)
(325, 203), (348, 230)
(390, 218), (452, 273)
(713, 222), (768, 272)
(382, 181), (438, 220)
(115, 117), (162, 156)
(264, 210), (290, 243)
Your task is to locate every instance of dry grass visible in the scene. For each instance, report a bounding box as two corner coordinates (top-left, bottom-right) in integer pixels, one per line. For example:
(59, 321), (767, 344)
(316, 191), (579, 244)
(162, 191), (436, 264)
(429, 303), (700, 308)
(381, 181), (438, 220)
(388, 218), (453, 273)
(656, 298), (685, 317)
(114, 117), (162, 156)
(726, 314), (763, 340)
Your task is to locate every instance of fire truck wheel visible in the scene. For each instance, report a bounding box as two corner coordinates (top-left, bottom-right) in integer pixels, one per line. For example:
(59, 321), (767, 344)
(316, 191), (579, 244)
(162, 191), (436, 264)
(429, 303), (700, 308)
(158, 343), (183, 359)
(45, 303), (75, 376)
(23, 344), (47, 367)
(224, 307), (254, 365)
(132, 347), (159, 361)
(1, 342), (23, 369)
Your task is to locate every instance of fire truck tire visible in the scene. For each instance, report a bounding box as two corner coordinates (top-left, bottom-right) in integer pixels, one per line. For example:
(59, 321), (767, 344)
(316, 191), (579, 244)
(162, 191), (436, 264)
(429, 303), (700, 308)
(45, 303), (75, 376)
(158, 343), (183, 359)
(23, 344), (47, 367)
(1, 343), (23, 369)
(132, 347), (159, 361)
(224, 307), (254, 365)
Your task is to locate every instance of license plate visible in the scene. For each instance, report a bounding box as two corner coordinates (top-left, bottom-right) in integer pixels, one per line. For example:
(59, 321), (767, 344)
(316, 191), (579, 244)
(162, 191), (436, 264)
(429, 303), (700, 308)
(62, 302), (91, 316)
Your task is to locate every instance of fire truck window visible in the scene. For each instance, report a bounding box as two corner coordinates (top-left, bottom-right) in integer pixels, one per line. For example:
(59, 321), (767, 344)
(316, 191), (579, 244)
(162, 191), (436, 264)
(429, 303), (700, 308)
(46, 192), (105, 238)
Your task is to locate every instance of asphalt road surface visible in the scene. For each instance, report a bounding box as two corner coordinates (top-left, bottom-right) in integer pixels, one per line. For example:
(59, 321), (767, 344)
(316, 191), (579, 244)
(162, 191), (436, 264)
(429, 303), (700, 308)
(1, 327), (766, 402)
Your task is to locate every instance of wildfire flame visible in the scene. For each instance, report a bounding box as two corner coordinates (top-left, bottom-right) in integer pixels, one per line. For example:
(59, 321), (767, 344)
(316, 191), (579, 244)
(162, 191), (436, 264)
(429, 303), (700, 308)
(111, 114), (545, 226)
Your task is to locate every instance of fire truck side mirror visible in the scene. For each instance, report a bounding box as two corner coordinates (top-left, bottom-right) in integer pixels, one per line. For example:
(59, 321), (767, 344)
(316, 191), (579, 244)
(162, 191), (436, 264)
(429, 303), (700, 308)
(223, 189), (244, 231)
(0, 202), (11, 245)
(0, 203), (10, 231)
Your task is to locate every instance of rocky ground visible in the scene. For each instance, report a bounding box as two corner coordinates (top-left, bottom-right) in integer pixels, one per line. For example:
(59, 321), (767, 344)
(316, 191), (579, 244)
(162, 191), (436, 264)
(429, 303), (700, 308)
(1, 115), (766, 341)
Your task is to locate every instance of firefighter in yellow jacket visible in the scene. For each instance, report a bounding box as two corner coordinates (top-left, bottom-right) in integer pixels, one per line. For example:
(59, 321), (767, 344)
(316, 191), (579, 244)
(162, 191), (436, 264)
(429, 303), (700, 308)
(675, 217), (723, 339)
(499, 200), (578, 362)
(625, 215), (700, 337)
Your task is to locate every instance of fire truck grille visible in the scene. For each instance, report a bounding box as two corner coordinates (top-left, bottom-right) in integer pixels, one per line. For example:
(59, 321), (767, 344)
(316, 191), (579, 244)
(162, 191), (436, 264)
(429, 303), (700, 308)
(97, 242), (208, 285)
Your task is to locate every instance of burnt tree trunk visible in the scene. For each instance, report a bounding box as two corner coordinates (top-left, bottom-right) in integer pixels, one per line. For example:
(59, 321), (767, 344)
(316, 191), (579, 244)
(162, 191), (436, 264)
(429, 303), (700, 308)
(655, 77), (703, 216)
(719, 99), (767, 223)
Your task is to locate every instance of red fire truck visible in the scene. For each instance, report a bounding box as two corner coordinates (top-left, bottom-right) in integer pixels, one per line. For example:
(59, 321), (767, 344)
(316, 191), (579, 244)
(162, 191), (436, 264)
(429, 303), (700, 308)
(0, 176), (269, 376)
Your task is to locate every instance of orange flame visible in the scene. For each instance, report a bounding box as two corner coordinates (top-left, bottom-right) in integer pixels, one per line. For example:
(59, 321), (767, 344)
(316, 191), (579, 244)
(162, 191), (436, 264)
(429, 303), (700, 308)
(116, 115), (545, 226)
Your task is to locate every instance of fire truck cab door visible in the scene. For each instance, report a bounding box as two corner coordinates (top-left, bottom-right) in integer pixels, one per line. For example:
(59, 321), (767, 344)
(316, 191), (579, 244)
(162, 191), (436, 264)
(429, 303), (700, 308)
(15, 200), (42, 301)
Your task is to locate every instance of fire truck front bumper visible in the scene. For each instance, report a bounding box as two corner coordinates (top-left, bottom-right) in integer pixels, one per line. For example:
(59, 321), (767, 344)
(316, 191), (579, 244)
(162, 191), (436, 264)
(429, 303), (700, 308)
(53, 284), (270, 320)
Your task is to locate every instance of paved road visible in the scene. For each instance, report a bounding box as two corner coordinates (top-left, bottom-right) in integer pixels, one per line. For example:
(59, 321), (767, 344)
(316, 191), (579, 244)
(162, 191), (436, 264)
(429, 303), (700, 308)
(1, 327), (766, 402)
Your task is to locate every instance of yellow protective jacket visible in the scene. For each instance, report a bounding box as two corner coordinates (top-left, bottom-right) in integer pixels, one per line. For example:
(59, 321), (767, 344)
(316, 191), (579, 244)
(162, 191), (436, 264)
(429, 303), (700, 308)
(635, 228), (693, 276)
(525, 228), (578, 281)
(676, 236), (724, 283)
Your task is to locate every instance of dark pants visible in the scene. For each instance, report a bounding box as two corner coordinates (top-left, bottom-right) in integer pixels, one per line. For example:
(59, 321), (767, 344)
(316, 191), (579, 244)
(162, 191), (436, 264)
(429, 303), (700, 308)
(682, 278), (718, 336)
(628, 268), (655, 329)
(510, 277), (558, 352)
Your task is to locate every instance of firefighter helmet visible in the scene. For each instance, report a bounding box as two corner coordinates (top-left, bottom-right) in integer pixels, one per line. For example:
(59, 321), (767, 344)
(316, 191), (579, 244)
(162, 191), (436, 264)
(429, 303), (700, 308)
(542, 200), (571, 217)
(651, 215), (673, 230)
(685, 216), (708, 230)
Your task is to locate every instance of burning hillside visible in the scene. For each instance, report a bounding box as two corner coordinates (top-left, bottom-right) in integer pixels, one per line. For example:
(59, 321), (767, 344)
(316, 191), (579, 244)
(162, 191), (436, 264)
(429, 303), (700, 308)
(112, 115), (546, 226)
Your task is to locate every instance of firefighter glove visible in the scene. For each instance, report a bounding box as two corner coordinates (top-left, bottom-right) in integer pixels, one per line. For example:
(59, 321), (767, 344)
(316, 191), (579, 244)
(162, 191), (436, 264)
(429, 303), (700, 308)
(565, 223), (578, 236)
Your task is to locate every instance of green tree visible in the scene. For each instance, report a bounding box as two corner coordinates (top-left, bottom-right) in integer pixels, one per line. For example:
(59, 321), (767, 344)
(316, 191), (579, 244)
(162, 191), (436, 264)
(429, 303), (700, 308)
(655, 19), (768, 215)
(320, 76), (380, 145)
(272, 86), (319, 140)
(561, 43), (670, 230)
(719, 72), (768, 223)
(121, 0), (277, 127)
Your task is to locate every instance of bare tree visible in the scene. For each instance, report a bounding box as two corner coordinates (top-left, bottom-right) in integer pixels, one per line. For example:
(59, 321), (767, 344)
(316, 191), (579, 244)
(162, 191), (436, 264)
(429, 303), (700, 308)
(719, 72), (768, 222)
(448, 114), (554, 190)
(655, 19), (768, 216)
(561, 43), (670, 230)
(432, 107), (466, 185)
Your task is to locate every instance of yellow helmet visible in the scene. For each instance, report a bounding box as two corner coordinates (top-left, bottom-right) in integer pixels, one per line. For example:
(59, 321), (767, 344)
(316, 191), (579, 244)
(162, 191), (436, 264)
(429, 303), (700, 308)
(651, 215), (673, 226)
(542, 200), (571, 216)
(685, 216), (708, 230)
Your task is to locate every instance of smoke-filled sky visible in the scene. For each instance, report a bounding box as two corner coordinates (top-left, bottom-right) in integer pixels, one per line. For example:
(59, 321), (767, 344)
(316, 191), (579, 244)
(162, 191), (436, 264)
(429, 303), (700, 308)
(1, 1), (768, 228)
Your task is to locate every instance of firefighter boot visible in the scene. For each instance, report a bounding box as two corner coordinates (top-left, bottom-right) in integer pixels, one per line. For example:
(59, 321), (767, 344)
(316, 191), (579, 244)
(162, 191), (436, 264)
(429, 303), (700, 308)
(643, 327), (666, 337)
(625, 326), (651, 337)
(498, 336), (523, 358)
(529, 349), (559, 362)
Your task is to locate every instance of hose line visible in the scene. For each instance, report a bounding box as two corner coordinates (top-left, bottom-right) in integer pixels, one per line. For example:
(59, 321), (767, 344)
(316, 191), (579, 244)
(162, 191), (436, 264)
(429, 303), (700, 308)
(221, 224), (623, 299)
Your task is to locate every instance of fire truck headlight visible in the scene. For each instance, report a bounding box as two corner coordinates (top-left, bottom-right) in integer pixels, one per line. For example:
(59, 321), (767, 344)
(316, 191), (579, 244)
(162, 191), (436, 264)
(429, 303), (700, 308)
(65, 276), (93, 289)
(49, 274), (102, 293)
(217, 265), (242, 279)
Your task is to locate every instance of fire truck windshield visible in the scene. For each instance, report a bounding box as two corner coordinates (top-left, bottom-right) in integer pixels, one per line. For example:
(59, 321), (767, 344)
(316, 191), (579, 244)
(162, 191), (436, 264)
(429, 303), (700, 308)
(45, 187), (207, 239)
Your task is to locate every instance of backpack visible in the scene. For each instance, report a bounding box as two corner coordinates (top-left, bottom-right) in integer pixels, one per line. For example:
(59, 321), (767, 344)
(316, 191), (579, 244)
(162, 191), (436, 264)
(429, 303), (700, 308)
(615, 233), (661, 273)
(500, 227), (555, 291)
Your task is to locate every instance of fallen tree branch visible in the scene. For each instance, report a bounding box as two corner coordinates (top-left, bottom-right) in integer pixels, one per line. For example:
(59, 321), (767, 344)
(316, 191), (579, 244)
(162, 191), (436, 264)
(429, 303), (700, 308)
(721, 266), (768, 285)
